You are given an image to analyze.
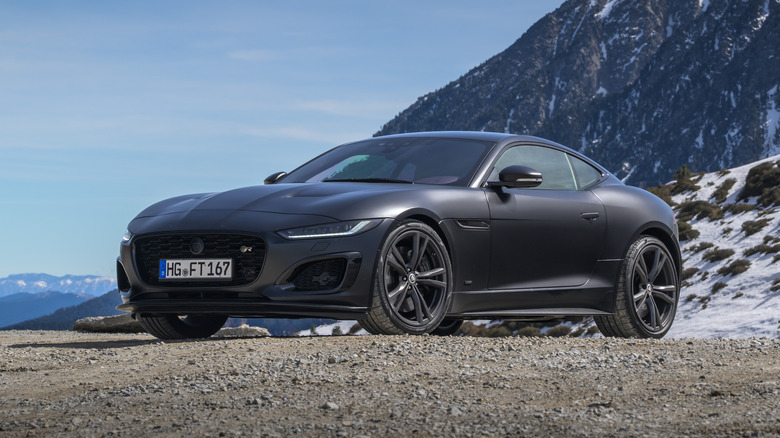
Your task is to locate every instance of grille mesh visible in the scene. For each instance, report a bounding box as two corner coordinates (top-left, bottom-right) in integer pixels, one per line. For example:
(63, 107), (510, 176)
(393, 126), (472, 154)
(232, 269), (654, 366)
(134, 234), (265, 287)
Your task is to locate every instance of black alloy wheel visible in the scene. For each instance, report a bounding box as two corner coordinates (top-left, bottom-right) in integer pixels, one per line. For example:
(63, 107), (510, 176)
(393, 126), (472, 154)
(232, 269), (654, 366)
(595, 236), (679, 338)
(361, 220), (452, 335)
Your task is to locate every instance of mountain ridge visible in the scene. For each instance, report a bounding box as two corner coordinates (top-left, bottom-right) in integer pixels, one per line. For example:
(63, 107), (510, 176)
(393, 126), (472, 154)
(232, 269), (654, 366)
(378, 0), (780, 187)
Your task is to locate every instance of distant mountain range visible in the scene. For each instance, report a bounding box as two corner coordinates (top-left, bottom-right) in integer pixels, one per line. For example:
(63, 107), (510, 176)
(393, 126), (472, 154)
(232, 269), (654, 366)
(3, 290), (123, 331)
(0, 273), (116, 298)
(378, 0), (779, 187)
(0, 291), (92, 328)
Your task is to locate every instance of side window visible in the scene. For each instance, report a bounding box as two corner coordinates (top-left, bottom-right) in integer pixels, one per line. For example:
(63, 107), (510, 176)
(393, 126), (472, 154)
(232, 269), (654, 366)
(492, 145), (576, 190)
(568, 155), (602, 189)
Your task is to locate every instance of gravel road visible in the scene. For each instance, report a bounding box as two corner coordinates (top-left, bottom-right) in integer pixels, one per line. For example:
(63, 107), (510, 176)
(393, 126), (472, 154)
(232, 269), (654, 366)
(1, 330), (778, 437)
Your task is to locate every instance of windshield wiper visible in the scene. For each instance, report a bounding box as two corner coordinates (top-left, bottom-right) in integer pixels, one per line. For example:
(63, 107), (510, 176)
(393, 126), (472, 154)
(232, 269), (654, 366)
(323, 177), (413, 184)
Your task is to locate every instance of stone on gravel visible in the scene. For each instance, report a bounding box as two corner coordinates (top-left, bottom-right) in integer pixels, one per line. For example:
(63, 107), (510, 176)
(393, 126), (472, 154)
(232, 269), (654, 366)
(72, 314), (144, 333)
(213, 324), (270, 338)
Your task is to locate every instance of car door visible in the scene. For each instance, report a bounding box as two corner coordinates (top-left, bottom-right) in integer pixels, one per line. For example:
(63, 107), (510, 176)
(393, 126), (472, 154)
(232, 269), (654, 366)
(486, 144), (606, 290)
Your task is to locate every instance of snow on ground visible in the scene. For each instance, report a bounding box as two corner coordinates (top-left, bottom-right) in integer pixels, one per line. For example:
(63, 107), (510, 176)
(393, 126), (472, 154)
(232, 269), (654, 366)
(667, 155), (780, 338)
(297, 320), (368, 336)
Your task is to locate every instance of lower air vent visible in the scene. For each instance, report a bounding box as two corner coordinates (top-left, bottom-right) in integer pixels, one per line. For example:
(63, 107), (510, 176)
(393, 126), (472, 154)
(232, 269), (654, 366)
(287, 259), (347, 291)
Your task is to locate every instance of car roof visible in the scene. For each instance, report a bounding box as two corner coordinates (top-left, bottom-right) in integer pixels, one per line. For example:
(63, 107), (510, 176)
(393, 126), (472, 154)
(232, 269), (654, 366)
(373, 131), (522, 143)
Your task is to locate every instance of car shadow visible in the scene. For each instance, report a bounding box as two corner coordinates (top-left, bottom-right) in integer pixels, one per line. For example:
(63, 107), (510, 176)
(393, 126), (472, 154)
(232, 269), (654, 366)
(9, 339), (160, 349)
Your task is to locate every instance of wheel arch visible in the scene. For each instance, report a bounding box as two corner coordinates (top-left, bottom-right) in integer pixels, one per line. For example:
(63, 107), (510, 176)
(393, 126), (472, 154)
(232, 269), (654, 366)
(636, 223), (682, 280)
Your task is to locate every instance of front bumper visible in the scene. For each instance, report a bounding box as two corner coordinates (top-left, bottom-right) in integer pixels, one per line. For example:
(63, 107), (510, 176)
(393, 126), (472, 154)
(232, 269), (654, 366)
(116, 212), (395, 318)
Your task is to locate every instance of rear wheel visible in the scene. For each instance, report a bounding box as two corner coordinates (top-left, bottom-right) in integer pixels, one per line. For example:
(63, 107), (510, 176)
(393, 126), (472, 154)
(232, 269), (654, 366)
(138, 314), (227, 340)
(595, 236), (679, 338)
(364, 220), (453, 335)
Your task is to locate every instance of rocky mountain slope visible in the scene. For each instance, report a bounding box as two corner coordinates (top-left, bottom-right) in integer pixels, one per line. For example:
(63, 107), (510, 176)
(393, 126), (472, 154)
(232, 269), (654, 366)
(378, 0), (780, 187)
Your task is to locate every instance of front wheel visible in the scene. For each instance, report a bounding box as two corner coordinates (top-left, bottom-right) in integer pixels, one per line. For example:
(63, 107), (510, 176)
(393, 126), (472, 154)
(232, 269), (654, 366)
(595, 236), (679, 338)
(138, 314), (227, 340)
(363, 220), (453, 335)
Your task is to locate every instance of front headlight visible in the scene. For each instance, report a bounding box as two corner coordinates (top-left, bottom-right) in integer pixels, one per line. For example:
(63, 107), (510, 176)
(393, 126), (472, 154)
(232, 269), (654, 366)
(122, 230), (133, 244)
(278, 219), (382, 240)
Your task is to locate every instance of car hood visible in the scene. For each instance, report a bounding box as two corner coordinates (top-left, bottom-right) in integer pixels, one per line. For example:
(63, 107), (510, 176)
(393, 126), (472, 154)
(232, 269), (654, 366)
(136, 182), (432, 221)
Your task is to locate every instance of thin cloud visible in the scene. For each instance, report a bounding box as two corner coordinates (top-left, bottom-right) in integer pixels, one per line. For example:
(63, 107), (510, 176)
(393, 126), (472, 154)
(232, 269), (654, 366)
(227, 49), (278, 62)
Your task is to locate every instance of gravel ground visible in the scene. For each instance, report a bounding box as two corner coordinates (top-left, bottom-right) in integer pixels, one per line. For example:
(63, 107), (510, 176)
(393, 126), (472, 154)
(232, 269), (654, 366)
(1, 330), (778, 437)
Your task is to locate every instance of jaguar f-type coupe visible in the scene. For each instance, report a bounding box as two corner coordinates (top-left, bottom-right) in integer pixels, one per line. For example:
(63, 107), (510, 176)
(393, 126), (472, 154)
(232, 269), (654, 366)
(117, 132), (681, 340)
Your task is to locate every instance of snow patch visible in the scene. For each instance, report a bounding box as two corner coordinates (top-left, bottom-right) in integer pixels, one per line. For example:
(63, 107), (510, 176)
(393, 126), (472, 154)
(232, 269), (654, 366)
(596, 0), (620, 20)
(296, 320), (367, 336)
(504, 108), (515, 134)
(765, 85), (780, 156)
(600, 41), (607, 60)
(596, 86), (608, 96)
(698, 0), (710, 13)
(695, 129), (704, 150)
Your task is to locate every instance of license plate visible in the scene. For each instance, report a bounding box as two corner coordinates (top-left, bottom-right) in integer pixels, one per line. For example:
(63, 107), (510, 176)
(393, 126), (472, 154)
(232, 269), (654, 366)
(159, 259), (232, 280)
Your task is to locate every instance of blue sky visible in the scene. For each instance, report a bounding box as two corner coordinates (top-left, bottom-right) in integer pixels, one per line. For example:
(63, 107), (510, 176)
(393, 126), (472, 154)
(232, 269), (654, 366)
(0, 1), (565, 278)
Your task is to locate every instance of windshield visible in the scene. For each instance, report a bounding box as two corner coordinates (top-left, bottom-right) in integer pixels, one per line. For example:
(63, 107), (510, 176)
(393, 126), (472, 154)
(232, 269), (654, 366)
(283, 137), (494, 186)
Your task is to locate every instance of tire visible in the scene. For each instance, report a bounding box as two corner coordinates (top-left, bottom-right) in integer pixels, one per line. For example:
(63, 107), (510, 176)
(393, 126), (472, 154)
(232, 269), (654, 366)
(364, 220), (453, 335)
(595, 235), (679, 338)
(138, 314), (227, 340)
(431, 318), (463, 336)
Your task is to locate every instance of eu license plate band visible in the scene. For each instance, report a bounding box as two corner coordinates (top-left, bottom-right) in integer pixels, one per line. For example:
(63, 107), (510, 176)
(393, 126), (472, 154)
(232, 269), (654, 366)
(159, 259), (233, 280)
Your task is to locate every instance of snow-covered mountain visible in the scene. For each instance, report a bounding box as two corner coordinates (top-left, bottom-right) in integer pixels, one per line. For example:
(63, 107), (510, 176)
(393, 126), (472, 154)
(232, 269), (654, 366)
(0, 274), (116, 298)
(378, 0), (780, 187)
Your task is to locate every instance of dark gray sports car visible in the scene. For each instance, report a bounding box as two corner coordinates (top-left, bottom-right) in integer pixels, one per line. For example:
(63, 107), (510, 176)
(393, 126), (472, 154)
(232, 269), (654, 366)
(117, 132), (681, 339)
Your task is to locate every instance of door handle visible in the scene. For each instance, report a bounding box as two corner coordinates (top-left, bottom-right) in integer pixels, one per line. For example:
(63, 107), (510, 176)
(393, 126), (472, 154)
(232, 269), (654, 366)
(581, 212), (600, 220)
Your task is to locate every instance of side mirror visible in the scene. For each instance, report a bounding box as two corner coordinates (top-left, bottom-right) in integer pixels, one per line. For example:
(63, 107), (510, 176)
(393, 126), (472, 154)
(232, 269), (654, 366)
(264, 171), (288, 185)
(488, 165), (543, 188)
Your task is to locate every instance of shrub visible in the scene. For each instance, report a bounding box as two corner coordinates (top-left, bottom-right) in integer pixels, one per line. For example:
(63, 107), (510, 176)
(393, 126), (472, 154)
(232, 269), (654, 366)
(689, 242), (714, 253)
(759, 187), (780, 207)
(732, 292), (743, 299)
(723, 203), (757, 215)
(682, 267), (699, 280)
(716, 169), (731, 177)
(701, 271), (709, 281)
(772, 279), (780, 292)
(721, 227), (732, 236)
(743, 244), (780, 257)
(717, 259), (751, 277)
(712, 178), (737, 203)
(738, 161), (780, 206)
(545, 325), (572, 337)
(647, 184), (674, 206)
(764, 235), (780, 244)
(685, 294), (697, 302)
(711, 282), (727, 294)
(516, 326), (541, 337)
(586, 326), (600, 335)
(331, 325), (343, 336)
(671, 165), (702, 195)
(348, 323), (362, 335)
(703, 248), (735, 262)
(742, 218), (771, 236)
(676, 201), (723, 221)
(678, 221), (699, 241)
(774, 254), (780, 264)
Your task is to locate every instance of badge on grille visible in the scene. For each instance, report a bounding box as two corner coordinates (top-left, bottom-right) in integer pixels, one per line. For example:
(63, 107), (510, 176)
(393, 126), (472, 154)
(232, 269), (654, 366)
(190, 237), (205, 255)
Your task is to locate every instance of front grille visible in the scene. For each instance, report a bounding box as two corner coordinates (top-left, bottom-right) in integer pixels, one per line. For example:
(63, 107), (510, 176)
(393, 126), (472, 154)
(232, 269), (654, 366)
(134, 234), (265, 287)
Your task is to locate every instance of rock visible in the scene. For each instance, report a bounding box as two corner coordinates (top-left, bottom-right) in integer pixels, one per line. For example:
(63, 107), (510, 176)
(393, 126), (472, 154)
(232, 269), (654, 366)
(72, 314), (144, 333)
(213, 324), (270, 338)
(322, 402), (340, 410)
